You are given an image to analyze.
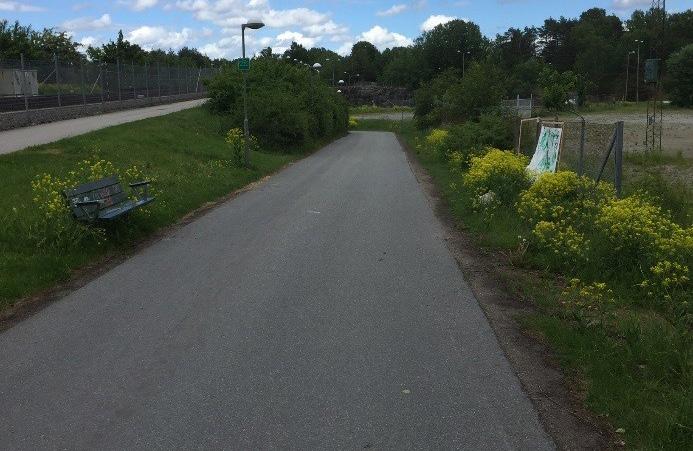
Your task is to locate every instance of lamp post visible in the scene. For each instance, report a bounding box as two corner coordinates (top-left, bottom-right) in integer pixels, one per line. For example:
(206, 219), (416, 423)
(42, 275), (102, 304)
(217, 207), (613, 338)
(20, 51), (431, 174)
(625, 50), (635, 101)
(634, 39), (642, 103)
(241, 20), (265, 167)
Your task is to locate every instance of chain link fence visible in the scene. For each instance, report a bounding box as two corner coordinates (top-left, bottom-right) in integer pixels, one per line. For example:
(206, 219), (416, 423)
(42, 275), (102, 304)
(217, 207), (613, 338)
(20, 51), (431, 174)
(517, 117), (624, 195)
(0, 54), (218, 113)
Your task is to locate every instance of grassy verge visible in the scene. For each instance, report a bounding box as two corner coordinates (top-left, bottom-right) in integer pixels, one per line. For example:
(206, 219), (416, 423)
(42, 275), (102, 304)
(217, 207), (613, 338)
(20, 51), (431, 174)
(0, 107), (319, 310)
(355, 117), (692, 450)
(349, 105), (413, 115)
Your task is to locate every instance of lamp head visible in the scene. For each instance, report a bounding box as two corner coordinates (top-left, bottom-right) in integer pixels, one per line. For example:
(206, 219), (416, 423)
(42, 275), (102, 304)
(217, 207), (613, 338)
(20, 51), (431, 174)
(243, 21), (265, 30)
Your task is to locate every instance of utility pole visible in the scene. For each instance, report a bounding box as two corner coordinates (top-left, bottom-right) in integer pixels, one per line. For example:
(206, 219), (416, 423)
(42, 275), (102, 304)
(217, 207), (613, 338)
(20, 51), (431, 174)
(241, 20), (265, 167)
(625, 50), (634, 101)
(635, 39), (642, 103)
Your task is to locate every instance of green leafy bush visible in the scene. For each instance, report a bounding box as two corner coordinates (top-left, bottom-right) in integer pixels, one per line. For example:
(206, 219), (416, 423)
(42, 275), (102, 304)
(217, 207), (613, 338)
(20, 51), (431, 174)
(463, 149), (530, 207)
(206, 58), (348, 150)
(444, 114), (515, 168)
(665, 44), (693, 107)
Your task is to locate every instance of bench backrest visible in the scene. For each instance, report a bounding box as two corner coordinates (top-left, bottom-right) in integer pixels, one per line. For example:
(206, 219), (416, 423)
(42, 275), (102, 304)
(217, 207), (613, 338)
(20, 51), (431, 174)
(64, 176), (128, 220)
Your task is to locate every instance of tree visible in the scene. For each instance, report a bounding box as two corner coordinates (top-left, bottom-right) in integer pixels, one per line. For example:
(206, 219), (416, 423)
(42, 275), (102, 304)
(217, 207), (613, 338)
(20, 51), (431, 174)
(539, 67), (578, 112)
(665, 44), (693, 106)
(570, 8), (624, 96)
(539, 17), (578, 72)
(347, 41), (381, 82)
(379, 46), (425, 89)
(417, 19), (486, 79)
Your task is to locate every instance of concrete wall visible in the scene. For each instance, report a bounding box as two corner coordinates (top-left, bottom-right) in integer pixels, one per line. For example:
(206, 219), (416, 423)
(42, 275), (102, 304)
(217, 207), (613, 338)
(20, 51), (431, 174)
(0, 92), (206, 131)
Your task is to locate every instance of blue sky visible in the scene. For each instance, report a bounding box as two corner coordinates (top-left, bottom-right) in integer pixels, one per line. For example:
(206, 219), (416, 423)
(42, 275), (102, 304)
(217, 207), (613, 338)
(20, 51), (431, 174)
(1, 1), (690, 58)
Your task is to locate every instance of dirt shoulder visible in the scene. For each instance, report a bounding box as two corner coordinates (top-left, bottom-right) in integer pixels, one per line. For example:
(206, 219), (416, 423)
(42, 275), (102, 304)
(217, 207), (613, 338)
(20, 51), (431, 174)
(397, 134), (613, 450)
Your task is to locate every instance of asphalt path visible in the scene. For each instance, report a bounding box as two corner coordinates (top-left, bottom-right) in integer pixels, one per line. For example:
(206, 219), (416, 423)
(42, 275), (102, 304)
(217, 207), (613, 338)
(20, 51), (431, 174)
(0, 98), (207, 155)
(0, 132), (553, 449)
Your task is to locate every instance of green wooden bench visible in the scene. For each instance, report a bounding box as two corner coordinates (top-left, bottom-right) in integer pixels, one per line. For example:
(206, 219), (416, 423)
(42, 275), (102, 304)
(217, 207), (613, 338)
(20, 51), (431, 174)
(63, 176), (155, 222)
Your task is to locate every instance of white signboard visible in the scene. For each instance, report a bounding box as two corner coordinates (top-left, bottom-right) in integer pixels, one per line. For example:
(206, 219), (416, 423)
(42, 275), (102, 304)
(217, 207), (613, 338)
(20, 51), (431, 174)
(527, 125), (562, 174)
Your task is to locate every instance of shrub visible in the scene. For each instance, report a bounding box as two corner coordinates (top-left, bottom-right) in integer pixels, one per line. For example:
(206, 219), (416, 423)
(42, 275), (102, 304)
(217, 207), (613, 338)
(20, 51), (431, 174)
(206, 58), (348, 150)
(424, 128), (450, 159)
(518, 171), (615, 227)
(517, 171), (614, 268)
(349, 117), (358, 128)
(665, 44), (693, 107)
(594, 196), (683, 269)
(444, 114), (515, 169)
(463, 149), (530, 207)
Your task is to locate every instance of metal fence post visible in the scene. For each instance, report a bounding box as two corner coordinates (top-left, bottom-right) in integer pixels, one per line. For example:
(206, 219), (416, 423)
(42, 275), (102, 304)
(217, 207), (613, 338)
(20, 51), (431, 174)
(99, 63), (104, 104)
(79, 57), (86, 105)
(54, 53), (62, 107)
(157, 62), (161, 99)
(614, 121), (624, 197)
(144, 61), (149, 99)
(132, 60), (136, 100)
(578, 118), (585, 176)
(116, 58), (122, 101)
(177, 65), (181, 95)
(20, 53), (29, 111)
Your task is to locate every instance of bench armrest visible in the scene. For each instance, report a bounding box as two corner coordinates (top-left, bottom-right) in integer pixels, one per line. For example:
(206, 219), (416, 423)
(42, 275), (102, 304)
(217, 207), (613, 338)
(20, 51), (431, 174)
(74, 200), (102, 221)
(129, 180), (152, 201)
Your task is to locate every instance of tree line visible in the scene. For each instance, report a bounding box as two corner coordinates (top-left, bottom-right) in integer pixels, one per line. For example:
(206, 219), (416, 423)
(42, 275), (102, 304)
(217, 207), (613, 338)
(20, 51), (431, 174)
(278, 8), (693, 99)
(0, 21), (220, 67)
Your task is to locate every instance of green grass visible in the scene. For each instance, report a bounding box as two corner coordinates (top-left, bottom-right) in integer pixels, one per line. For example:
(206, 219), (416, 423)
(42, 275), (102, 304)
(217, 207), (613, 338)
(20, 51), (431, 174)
(0, 107), (307, 310)
(361, 117), (692, 450)
(349, 105), (413, 115)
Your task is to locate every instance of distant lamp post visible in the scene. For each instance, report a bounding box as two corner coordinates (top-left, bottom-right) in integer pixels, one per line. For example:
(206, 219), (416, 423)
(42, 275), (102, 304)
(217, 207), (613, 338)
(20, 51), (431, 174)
(625, 50), (635, 101)
(634, 39), (642, 103)
(241, 19), (265, 167)
(458, 49), (471, 75)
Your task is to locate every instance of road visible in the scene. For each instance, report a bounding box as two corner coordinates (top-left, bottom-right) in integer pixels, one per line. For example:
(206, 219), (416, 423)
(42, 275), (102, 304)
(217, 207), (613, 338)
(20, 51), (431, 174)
(0, 132), (553, 449)
(0, 98), (207, 155)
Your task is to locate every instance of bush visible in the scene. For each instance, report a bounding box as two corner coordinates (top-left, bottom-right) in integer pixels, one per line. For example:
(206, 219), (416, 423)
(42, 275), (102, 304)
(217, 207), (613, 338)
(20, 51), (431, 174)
(665, 44), (693, 107)
(517, 171), (614, 268)
(444, 114), (515, 168)
(518, 172), (614, 227)
(463, 149), (530, 207)
(206, 58), (348, 150)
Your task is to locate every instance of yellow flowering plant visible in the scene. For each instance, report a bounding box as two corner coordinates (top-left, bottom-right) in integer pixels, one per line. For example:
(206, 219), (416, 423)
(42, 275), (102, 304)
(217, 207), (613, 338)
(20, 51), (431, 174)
(517, 171), (614, 269)
(463, 148), (530, 208)
(29, 156), (156, 248)
(226, 128), (259, 167)
(560, 278), (616, 328)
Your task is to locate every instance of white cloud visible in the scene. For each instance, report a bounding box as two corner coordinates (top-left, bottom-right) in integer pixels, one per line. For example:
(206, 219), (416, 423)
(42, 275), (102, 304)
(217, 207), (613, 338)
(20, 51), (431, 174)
(420, 14), (457, 32)
(0, 1), (45, 12)
(357, 25), (412, 50)
(78, 35), (100, 48)
(62, 13), (112, 32)
(127, 26), (194, 49)
(130, 0), (159, 11)
(275, 30), (319, 48)
(336, 41), (353, 56)
(611, 0), (650, 9)
(376, 4), (407, 17)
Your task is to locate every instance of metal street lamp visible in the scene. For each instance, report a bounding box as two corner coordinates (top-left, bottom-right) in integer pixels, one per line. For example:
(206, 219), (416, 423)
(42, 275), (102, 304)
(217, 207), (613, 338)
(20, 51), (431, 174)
(241, 20), (265, 167)
(634, 39), (642, 103)
(625, 50), (635, 101)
